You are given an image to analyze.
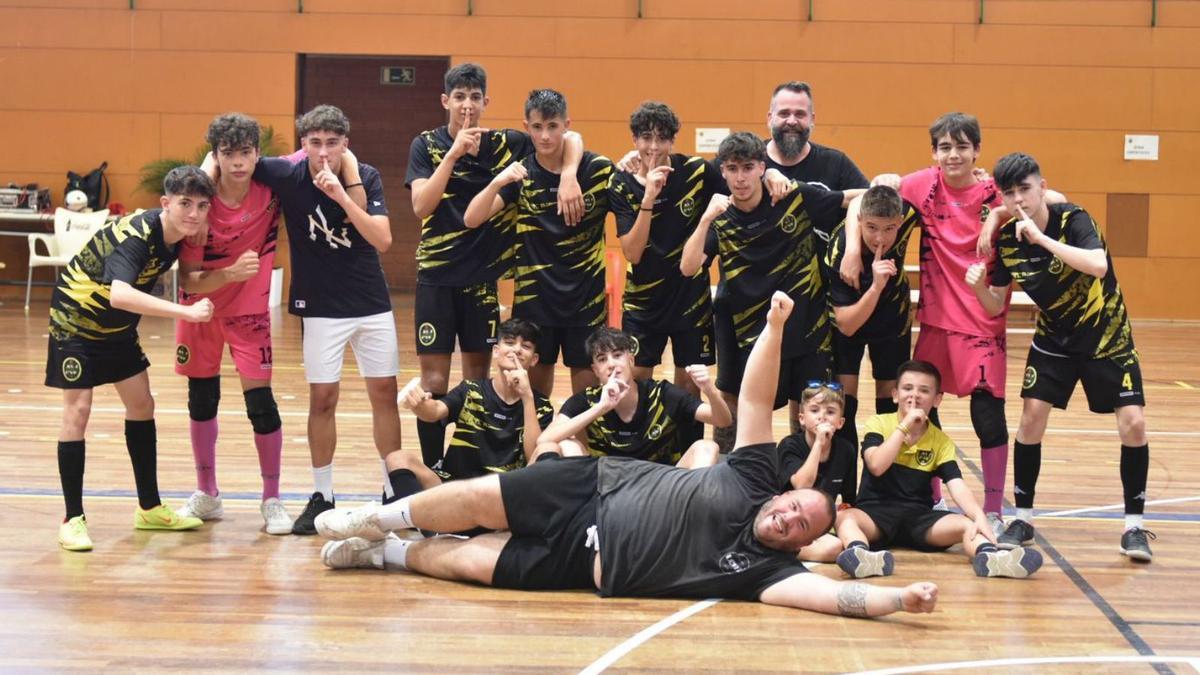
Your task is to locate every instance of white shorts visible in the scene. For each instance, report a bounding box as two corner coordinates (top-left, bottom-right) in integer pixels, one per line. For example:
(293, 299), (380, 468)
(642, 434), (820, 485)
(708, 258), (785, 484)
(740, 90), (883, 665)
(302, 312), (400, 384)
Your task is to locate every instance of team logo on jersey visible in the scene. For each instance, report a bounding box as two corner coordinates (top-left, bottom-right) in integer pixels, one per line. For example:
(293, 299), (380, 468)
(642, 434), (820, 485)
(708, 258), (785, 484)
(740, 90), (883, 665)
(679, 197), (696, 218)
(718, 551), (751, 574)
(647, 423), (664, 441)
(61, 357), (83, 383)
(630, 335), (640, 355)
(583, 193), (596, 214)
(418, 322), (437, 347)
(176, 345), (191, 365)
(916, 449), (934, 466)
(1048, 256), (1064, 274)
(780, 214), (798, 234)
(1023, 366), (1037, 389)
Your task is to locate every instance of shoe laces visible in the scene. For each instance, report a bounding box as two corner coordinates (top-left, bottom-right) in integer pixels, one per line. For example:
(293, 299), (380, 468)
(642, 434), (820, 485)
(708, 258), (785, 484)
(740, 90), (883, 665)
(1127, 527), (1157, 543)
(263, 500), (288, 520)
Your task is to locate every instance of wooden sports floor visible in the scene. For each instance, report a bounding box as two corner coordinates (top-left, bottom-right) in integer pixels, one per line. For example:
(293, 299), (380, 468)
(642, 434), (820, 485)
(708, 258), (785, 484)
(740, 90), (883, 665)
(1, 293), (1197, 673)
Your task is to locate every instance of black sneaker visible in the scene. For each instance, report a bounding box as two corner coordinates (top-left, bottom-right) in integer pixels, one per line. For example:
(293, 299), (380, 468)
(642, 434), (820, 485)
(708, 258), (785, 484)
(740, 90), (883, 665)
(1120, 527), (1156, 562)
(292, 492), (335, 535)
(997, 519), (1036, 549)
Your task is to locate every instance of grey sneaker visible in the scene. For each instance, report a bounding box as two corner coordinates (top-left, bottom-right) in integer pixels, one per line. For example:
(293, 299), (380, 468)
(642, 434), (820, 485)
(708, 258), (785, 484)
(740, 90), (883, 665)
(314, 502), (389, 541)
(997, 518), (1036, 549)
(836, 547), (895, 578)
(176, 490), (224, 521)
(973, 547), (1044, 578)
(1120, 527), (1155, 562)
(321, 537), (385, 570)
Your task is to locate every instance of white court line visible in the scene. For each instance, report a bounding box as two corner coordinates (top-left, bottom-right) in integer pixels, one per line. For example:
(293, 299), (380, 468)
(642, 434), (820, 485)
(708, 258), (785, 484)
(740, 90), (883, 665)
(578, 599), (720, 675)
(939, 424), (1200, 437)
(1039, 495), (1200, 518)
(849, 654), (1200, 675)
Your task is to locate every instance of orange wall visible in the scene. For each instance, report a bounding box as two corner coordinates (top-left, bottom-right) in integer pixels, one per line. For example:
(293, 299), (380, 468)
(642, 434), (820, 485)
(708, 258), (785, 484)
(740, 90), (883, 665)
(3, 0), (1200, 318)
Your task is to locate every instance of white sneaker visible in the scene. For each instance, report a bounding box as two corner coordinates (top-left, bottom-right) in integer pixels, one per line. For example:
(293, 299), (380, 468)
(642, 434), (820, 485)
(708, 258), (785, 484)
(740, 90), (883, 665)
(314, 502), (388, 541)
(321, 537), (385, 570)
(261, 498), (294, 535)
(987, 513), (1006, 539)
(176, 490), (223, 520)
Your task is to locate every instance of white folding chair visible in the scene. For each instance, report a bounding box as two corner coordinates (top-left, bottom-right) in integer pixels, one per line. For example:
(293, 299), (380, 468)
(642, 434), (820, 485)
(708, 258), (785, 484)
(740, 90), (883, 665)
(26, 208), (109, 313)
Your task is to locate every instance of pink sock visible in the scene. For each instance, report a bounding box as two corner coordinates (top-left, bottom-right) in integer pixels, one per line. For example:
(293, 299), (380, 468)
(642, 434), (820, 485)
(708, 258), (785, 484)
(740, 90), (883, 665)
(255, 429), (283, 500)
(981, 444), (1008, 514)
(190, 418), (219, 496)
(930, 476), (943, 504)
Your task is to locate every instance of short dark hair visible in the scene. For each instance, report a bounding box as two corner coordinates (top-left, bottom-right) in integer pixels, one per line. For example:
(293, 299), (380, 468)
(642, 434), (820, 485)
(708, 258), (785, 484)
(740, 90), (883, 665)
(524, 88), (567, 120)
(629, 101), (680, 140)
(163, 166), (216, 199)
(896, 359), (942, 392)
(993, 152), (1042, 192)
(206, 113), (260, 152)
(716, 131), (767, 165)
(444, 62), (487, 95)
(771, 81), (814, 107)
(497, 317), (540, 348)
(860, 185), (903, 220)
(296, 104), (350, 138)
(929, 112), (981, 149)
(585, 326), (636, 361)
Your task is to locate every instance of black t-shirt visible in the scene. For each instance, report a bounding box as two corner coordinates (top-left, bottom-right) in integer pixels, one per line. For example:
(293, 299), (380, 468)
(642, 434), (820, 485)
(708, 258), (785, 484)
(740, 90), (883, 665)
(706, 184), (844, 357)
(436, 378), (554, 480)
(776, 432), (858, 506)
(501, 151), (614, 328)
(406, 127), (535, 286)
(991, 204), (1135, 359)
(49, 209), (178, 343)
(252, 157), (391, 318)
(560, 379), (703, 464)
(824, 201), (922, 341)
(608, 154), (718, 331)
(597, 442), (809, 600)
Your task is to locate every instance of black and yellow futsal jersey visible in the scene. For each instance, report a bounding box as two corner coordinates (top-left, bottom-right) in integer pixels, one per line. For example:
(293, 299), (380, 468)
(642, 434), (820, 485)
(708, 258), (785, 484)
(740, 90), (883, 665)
(857, 413), (962, 507)
(559, 378), (703, 464)
(438, 378), (554, 480)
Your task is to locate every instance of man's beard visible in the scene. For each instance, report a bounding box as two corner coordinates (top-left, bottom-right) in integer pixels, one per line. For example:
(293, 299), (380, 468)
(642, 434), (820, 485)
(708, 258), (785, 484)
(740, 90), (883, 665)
(771, 125), (811, 159)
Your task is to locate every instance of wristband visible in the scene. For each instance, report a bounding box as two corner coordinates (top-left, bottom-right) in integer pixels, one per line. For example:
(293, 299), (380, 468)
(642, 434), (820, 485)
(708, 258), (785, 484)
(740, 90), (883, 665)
(639, 206), (653, 212)
(895, 423), (910, 438)
(344, 182), (363, 189)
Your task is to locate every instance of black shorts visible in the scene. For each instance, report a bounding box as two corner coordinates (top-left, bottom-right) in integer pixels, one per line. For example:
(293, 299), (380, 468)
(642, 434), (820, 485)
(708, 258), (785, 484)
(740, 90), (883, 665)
(833, 331), (912, 380)
(531, 325), (595, 369)
(623, 315), (715, 369)
(45, 336), (150, 389)
(492, 456), (599, 591)
(414, 281), (499, 354)
(716, 346), (831, 410)
(856, 500), (956, 551)
(1021, 346), (1145, 414)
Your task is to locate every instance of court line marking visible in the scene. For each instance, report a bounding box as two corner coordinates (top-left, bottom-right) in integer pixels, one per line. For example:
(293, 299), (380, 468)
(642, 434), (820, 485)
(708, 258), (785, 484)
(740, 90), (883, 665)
(577, 599), (721, 675)
(848, 654), (1200, 675)
(1040, 495), (1200, 518)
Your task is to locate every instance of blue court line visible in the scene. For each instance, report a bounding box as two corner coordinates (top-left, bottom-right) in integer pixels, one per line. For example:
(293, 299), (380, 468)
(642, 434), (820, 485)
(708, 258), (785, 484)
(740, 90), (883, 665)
(953, 450), (1172, 675)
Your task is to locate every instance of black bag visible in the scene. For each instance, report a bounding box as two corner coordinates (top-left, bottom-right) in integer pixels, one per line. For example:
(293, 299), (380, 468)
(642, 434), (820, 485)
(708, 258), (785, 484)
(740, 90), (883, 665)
(65, 162), (110, 210)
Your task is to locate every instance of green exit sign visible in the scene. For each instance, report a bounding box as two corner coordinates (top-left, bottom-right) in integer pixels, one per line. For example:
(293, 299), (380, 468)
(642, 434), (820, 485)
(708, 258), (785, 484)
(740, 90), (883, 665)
(381, 66), (415, 85)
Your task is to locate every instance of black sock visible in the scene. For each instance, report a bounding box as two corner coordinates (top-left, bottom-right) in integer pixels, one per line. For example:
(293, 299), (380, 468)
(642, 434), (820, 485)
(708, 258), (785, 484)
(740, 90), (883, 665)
(976, 542), (998, 555)
(58, 440), (86, 519)
(125, 419), (160, 510)
(416, 394), (446, 468)
(387, 468), (424, 501)
(1120, 444), (1149, 516)
(836, 395), (859, 451)
(928, 407), (942, 429)
(875, 397), (898, 415)
(848, 540), (868, 550)
(1013, 441), (1042, 509)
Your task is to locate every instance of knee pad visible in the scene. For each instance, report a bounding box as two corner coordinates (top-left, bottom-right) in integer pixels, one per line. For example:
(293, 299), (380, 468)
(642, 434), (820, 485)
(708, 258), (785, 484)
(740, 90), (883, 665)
(187, 376), (221, 422)
(243, 387), (281, 435)
(970, 390), (1009, 448)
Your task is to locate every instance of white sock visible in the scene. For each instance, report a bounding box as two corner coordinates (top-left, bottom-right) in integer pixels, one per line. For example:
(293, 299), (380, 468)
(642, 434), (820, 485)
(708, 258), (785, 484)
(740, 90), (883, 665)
(1125, 514), (1144, 530)
(381, 459), (395, 499)
(378, 497), (415, 531)
(382, 537), (413, 570)
(1016, 508), (1034, 524)
(313, 463), (334, 502)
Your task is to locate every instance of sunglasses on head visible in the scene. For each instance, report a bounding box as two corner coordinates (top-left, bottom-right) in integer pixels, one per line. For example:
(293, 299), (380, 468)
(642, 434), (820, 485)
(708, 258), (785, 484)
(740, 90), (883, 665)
(806, 380), (843, 391)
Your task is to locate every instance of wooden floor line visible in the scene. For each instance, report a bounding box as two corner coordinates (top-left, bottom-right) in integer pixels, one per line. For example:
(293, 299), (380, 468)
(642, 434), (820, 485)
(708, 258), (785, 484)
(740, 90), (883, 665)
(577, 599), (722, 675)
(849, 654), (1200, 675)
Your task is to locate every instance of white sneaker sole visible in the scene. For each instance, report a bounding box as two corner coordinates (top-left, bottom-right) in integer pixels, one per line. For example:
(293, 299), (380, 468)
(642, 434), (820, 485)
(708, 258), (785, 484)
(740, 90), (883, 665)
(1120, 547), (1153, 562)
(321, 538), (383, 569)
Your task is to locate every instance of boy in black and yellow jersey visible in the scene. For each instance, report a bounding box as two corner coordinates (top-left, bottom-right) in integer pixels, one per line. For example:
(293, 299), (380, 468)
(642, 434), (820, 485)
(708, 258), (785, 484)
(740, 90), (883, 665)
(824, 186), (921, 452)
(536, 327), (731, 467)
(49, 167), (215, 552)
(608, 102), (720, 452)
(834, 361), (1043, 579)
(385, 318), (554, 503)
(968, 152), (1155, 562)
(465, 88), (613, 397)
(681, 132), (860, 451)
(405, 63), (584, 469)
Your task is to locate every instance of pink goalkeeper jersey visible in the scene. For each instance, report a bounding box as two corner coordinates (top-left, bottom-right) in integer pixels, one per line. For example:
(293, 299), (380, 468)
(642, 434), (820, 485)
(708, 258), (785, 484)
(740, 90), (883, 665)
(179, 181), (280, 317)
(900, 166), (1009, 337)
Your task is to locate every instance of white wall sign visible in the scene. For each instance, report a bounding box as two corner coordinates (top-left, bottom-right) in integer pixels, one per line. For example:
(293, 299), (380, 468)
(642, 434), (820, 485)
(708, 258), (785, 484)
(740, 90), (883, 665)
(1124, 134), (1159, 161)
(695, 128), (730, 154)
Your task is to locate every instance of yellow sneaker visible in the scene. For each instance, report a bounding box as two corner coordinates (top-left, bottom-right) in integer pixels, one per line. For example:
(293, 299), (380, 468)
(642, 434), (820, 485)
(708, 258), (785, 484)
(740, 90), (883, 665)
(135, 503), (203, 531)
(58, 515), (94, 552)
